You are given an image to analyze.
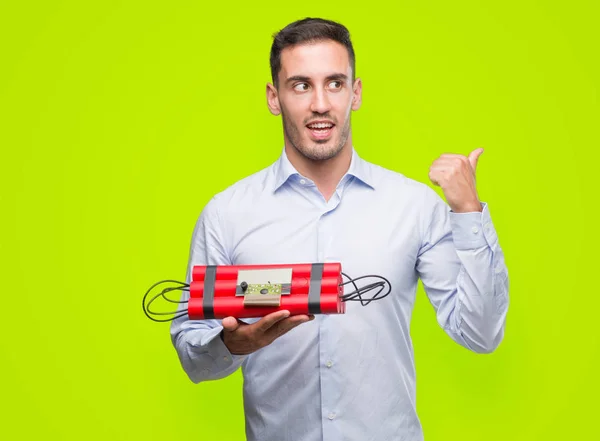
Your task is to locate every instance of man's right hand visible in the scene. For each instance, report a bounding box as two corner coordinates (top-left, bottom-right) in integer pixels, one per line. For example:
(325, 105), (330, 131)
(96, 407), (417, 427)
(221, 310), (314, 355)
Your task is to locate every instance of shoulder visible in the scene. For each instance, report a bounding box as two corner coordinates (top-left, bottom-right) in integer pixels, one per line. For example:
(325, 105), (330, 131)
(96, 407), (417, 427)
(362, 158), (447, 229)
(364, 159), (436, 200)
(205, 162), (276, 215)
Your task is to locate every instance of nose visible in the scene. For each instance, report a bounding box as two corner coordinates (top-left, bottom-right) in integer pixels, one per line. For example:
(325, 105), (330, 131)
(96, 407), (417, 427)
(310, 87), (332, 114)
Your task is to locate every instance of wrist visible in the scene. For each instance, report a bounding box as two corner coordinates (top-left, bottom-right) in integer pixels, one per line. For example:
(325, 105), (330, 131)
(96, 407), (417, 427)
(451, 201), (482, 213)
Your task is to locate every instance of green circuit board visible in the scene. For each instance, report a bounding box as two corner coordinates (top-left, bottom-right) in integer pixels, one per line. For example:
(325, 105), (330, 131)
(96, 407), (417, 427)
(245, 283), (282, 295)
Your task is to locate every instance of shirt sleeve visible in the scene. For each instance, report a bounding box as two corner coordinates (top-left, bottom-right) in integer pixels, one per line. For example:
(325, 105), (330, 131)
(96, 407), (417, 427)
(415, 187), (509, 353)
(169, 196), (249, 383)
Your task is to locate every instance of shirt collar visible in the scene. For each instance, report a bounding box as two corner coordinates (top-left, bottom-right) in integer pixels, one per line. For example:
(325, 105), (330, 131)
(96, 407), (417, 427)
(271, 146), (375, 193)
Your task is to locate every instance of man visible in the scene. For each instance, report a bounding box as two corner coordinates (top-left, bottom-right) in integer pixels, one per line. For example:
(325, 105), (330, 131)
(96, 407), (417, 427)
(170, 17), (509, 441)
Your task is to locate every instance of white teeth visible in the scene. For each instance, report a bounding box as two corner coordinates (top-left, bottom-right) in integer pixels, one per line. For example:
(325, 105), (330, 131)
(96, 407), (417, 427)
(308, 123), (333, 129)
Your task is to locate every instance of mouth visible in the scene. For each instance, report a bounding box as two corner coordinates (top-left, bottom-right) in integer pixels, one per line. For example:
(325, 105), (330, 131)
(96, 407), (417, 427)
(306, 120), (335, 140)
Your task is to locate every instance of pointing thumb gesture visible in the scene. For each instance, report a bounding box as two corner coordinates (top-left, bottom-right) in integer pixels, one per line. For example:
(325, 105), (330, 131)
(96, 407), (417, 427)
(428, 147), (484, 213)
(468, 148), (484, 173)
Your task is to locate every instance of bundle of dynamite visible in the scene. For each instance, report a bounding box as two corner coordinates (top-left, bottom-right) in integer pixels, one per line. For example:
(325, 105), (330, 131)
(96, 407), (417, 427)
(142, 262), (390, 322)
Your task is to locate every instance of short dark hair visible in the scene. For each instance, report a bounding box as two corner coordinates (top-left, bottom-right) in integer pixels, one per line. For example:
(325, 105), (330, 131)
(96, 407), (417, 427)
(270, 18), (356, 88)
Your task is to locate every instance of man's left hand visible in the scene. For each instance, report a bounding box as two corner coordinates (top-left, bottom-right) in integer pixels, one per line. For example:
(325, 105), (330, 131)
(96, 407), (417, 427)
(428, 148), (484, 213)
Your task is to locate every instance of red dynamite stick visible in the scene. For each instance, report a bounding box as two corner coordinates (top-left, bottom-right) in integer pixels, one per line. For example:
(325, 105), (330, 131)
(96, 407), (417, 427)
(187, 293), (344, 320)
(187, 263), (345, 319)
(189, 275), (341, 298)
(192, 262), (342, 282)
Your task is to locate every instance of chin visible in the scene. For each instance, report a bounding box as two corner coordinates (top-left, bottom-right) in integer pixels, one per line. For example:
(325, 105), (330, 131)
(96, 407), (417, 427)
(306, 144), (344, 161)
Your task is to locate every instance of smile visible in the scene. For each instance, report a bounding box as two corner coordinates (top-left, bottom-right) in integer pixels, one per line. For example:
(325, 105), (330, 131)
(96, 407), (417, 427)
(306, 121), (335, 140)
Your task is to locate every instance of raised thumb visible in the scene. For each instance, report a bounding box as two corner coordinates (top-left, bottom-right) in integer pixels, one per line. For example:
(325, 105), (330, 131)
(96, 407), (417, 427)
(468, 147), (484, 171)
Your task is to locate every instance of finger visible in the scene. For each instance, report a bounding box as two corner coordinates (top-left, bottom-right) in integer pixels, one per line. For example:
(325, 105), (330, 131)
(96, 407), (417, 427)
(428, 171), (441, 186)
(429, 162), (453, 173)
(468, 148), (484, 171)
(433, 157), (468, 168)
(265, 315), (312, 340)
(429, 165), (462, 179)
(222, 316), (241, 332)
(429, 167), (450, 185)
(254, 310), (291, 333)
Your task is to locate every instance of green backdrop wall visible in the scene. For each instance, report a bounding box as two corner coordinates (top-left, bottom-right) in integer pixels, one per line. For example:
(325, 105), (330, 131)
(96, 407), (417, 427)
(1, 1), (598, 440)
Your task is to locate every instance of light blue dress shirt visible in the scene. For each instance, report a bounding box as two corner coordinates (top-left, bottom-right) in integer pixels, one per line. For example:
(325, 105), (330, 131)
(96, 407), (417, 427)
(170, 147), (509, 441)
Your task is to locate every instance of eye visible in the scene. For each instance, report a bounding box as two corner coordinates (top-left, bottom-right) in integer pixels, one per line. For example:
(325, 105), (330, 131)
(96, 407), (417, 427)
(328, 80), (342, 89)
(293, 83), (310, 92)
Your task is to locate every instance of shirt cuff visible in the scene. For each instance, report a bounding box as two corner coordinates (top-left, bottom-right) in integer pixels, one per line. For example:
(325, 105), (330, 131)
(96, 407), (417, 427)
(449, 202), (498, 250)
(189, 325), (249, 369)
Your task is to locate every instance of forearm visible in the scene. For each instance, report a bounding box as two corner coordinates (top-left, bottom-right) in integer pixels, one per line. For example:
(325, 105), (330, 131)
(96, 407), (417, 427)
(443, 206), (509, 353)
(171, 195), (247, 382)
(444, 248), (508, 353)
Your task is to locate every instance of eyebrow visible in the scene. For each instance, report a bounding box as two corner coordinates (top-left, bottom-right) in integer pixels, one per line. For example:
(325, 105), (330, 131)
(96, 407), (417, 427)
(285, 73), (349, 84)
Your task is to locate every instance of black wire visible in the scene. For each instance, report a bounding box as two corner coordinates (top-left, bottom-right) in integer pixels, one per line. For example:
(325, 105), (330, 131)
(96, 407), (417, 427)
(341, 272), (363, 304)
(343, 281), (389, 303)
(142, 272), (391, 323)
(345, 284), (386, 304)
(159, 286), (190, 303)
(339, 273), (391, 306)
(142, 280), (190, 322)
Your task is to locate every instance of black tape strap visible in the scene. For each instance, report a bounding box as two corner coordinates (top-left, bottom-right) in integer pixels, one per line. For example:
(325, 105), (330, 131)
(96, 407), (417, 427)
(308, 263), (324, 314)
(202, 265), (217, 319)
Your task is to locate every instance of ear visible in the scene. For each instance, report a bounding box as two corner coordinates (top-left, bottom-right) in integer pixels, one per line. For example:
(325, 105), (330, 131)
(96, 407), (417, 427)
(351, 77), (362, 111)
(266, 83), (281, 116)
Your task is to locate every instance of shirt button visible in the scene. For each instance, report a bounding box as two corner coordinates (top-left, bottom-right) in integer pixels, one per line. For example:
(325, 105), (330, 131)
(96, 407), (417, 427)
(328, 413), (336, 420)
(300, 179), (306, 185)
(223, 356), (229, 361)
(326, 360), (333, 368)
(471, 226), (479, 234)
(495, 266), (502, 274)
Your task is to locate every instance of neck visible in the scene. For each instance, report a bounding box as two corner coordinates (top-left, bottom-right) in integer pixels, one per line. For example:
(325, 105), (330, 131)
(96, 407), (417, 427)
(285, 140), (353, 202)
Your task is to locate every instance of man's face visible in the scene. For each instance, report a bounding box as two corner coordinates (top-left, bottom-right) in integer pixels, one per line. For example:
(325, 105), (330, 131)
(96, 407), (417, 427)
(267, 40), (362, 161)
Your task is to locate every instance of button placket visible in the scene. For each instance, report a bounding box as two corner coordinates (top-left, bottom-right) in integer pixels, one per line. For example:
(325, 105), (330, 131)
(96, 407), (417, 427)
(318, 202), (340, 436)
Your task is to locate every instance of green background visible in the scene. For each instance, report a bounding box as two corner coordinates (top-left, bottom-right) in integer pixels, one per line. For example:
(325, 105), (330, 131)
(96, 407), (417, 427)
(1, 1), (598, 440)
